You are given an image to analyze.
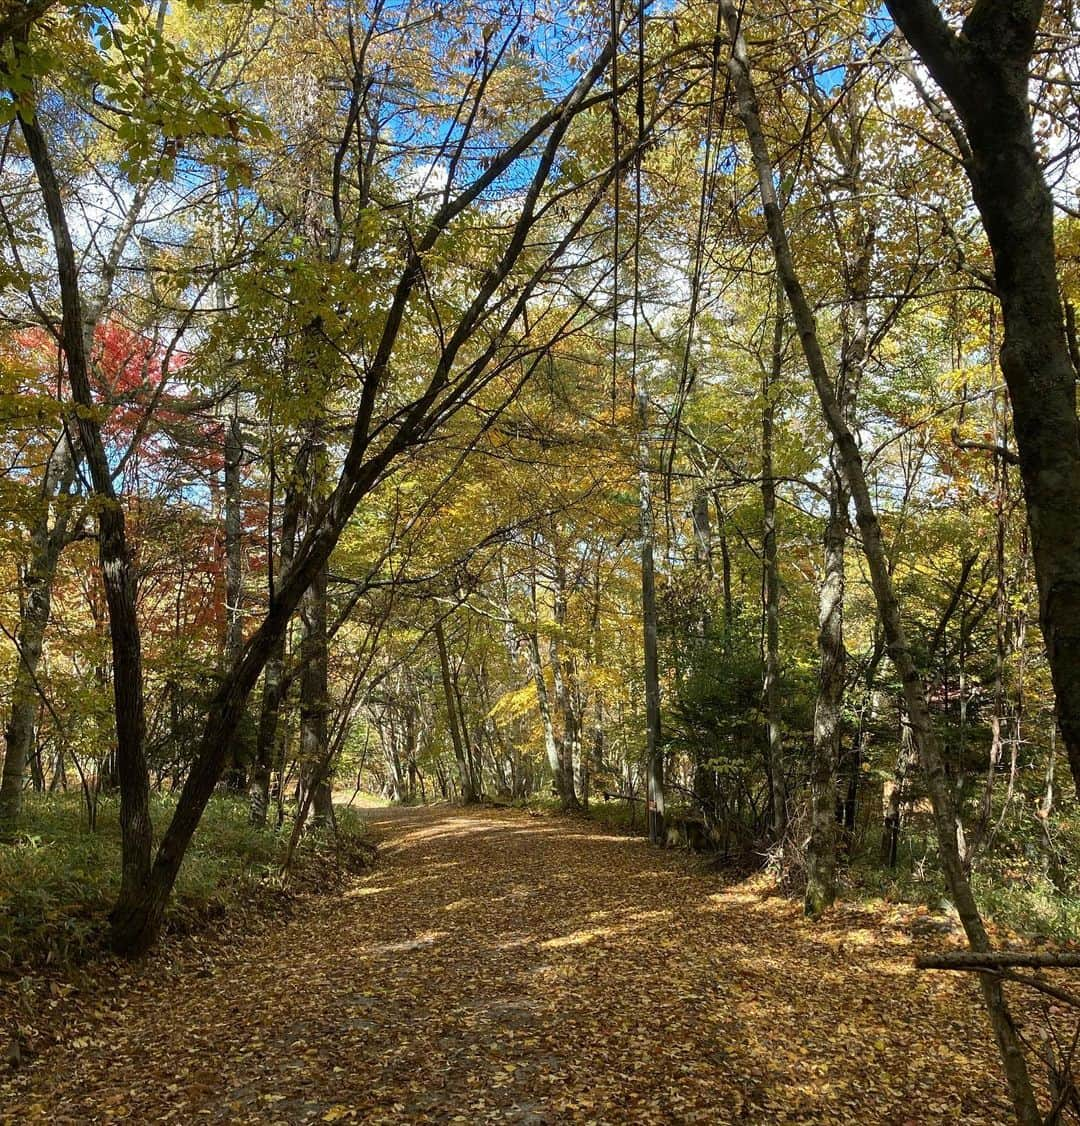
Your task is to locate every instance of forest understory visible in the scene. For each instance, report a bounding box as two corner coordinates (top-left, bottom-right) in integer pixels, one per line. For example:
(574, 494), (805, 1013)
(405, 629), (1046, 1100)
(0, 803), (1054, 1124)
(6, 0), (1080, 1119)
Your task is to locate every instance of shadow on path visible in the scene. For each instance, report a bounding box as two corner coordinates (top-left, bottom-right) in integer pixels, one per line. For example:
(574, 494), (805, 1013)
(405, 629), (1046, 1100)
(1, 804), (1010, 1124)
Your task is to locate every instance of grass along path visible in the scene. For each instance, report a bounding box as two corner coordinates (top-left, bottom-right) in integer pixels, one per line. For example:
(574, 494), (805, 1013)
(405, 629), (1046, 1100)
(1, 804), (1014, 1123)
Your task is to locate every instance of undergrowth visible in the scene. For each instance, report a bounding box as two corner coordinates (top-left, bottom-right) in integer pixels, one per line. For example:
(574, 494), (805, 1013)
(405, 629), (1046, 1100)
(580, 794), (1080, 941)
(844, 799), (1080, 941)
(0, 793), (374, 970)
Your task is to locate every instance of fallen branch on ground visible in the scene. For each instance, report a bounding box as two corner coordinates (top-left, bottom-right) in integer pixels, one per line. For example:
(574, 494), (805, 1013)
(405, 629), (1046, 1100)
(915, 952), (1080, 971)
(916, 953), (1080, 1010)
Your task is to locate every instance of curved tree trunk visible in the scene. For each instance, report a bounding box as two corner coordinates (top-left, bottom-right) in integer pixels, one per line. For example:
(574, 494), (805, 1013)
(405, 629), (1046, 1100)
(102, 40), (615, 956)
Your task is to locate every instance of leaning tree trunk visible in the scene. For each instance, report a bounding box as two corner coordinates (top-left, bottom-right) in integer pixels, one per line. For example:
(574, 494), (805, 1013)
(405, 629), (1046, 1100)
(102, 40), (616, 956)
(17, 102), (152, 920)
(886, 0), (1080, 802)
(721, 7), (1040, 1120)
(0, 433), (76, 826)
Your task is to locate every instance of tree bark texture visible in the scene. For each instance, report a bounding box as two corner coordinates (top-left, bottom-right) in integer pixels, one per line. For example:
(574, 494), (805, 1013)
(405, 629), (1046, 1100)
(886, 0), (1080, 804)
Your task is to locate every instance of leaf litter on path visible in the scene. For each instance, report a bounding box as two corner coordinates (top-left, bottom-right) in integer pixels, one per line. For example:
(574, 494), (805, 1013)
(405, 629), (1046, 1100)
(0, 806), (1024, 1123)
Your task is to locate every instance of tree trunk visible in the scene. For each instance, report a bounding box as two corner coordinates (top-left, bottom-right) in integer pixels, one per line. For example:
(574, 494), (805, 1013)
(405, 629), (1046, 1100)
(585, 554), (606, 809)
(549, 563), (580, 811)
(435, 619), (476, 804)
(383, 714), (406, 803)
(886, 0), (1080, 806)
(722, 8), (1040, 1120)
(527, 563), (577, 810)
(0, 434), (76, 825)
(222, 403), (246, 792)
(637, 384), (664, 844)
(761, 290), (786, 844)
(17, 104), (152, 923)
(527, 626), (574, 809)
(692, 487), (712, 577)
(450, 660), (481, 801)
(977, 396), (1011, 844)
(250, 438), (306, 825)
(804, 96), (870, 912)
(715, 500), (734, 650)
(403, 704), (419, 802)
(805, 464), (847, 913)
(299, 552), (331, 828)
(880, 711), (917, 868)
(249, 635), (283, 827)
(100, 41), (615, 955)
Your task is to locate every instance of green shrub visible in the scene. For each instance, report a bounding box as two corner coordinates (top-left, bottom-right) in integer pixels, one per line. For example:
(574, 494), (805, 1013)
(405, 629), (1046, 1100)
(0, 793), (372, 969)
(843, 809), (1080, 942)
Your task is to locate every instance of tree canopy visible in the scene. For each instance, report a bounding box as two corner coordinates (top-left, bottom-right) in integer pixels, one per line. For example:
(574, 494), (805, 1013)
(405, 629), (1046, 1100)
(3, 0), (1080, 1119)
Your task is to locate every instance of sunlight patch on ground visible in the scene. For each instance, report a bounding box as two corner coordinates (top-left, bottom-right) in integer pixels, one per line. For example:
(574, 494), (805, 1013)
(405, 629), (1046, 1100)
(441, 897), (479, 913)
(364, 930), (446, 956)
(557, 831), (646, 845)
(705, 889), (763, 907)
(621, 908), (674, 923)
(343, 884), (388, 899)
(541, 927), (613, 949)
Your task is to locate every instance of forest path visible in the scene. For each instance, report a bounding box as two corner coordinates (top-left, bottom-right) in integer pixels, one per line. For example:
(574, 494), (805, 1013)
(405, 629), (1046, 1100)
(2, 804), (1009, 1124)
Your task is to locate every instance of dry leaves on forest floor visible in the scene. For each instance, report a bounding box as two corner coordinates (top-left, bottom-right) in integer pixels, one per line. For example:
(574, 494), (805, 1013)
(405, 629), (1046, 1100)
(0, 804), (1043, 1123)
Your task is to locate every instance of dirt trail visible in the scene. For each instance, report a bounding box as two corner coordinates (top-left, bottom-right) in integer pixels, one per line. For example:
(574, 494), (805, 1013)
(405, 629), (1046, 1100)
(1, 805), (1011, 1123)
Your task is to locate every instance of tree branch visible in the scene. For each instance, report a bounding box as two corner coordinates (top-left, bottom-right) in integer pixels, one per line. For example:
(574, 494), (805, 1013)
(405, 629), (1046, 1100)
(950, 426), (1021, 465)
(916, 951), (1080, 970)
